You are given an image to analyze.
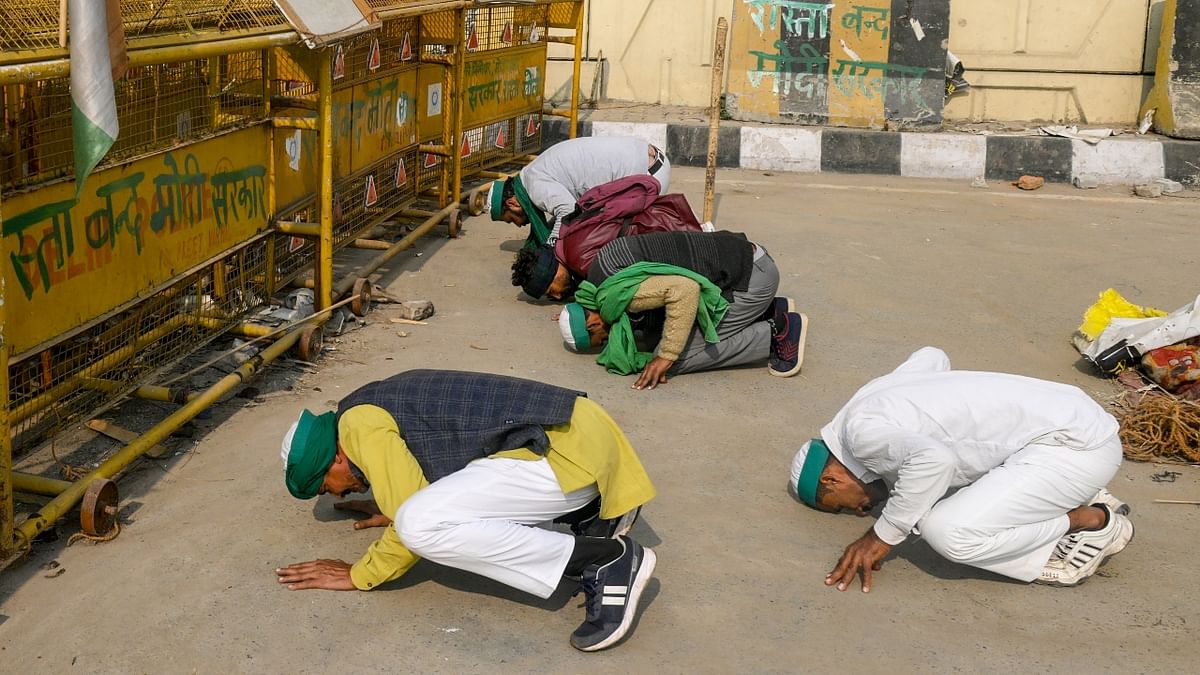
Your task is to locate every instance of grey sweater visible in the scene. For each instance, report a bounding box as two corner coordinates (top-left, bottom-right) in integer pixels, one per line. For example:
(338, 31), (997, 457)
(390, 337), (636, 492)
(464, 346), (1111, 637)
(520, 136), (662, 241)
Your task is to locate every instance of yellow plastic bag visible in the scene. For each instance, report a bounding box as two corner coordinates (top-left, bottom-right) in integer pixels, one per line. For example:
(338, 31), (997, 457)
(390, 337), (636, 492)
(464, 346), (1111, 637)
(1077, 289), (1167, 342)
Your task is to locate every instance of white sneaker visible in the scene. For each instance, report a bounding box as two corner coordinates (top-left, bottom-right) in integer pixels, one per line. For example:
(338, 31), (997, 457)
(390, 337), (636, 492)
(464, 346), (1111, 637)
(1052, 490), (1130, 561)
(1038, 508), (1134, 587)
(1090, 487), (1130, 516)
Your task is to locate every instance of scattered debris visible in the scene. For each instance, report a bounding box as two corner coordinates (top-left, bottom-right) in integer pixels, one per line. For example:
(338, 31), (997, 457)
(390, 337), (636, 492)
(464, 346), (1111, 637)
(390, 318), (428, 326)
(1138, 108), (1156, 134)
(1015, 175), (1045, 191)
(398, 300), (435, 321)
(1151, 470), (1182, 483)
(1040, 125), (1115, 145)
(469, 344), (489, 351)
(396, 331), (409, 338)
(85, 420), (170, 459)
(1154, 499), (1200, 505)
(39, 560), (60, 571)
(1134, 183), (1164, 198)
(970, 176), (988, 189)
(1072, 175), (1100, 190)
(43, 567), (66, 579)
(1111, 389), (1200, 463)
(1152, 178), (1184, 194)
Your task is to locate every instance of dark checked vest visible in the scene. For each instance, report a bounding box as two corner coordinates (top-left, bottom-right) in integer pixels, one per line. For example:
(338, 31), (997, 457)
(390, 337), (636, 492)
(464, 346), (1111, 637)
(335, 369), (585, 482)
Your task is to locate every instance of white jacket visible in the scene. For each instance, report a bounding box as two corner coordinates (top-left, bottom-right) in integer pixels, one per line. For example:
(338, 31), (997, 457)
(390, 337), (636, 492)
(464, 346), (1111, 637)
(821, 347), (1120, 545)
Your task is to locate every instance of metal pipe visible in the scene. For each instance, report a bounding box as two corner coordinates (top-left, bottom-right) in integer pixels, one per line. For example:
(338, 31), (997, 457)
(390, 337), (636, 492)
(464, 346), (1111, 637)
(273, 117), (318, 130)
(316, 48), (335, 310)
(79, 377), (196, 405)
(14, 325), (309, 548)
(189, 317), (276, 339)
(276, 221), (322, 237)
(451, 8), (467, 206)
(10, 316), (190, 423)
(569, 3), (584, 139)
(12, 472), (72, 497)
(350, 239), (393, 251)
(376, 0), (471, 21)
(1, 258), (11, 557)
(332, 202), (461, 298)
(0, 31), (299, 86)
(400, 208), (437, 218)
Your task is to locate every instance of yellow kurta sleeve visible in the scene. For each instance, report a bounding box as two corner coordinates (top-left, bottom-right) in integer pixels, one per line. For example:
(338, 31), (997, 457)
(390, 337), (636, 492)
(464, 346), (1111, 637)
(337, 405), (429, 590)
(626, 275), (701, 361)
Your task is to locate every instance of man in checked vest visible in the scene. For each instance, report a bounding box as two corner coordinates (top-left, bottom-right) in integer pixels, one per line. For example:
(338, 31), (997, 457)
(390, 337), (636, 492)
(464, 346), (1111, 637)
(275, 369), (657, 652)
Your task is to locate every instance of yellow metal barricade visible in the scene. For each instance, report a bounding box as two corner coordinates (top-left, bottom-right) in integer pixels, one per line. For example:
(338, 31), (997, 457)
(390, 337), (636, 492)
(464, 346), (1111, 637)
(0, 0), (581, 562)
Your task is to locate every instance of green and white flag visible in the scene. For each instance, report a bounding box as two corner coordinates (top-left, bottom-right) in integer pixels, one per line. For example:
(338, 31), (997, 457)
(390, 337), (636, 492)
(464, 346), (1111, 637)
(69, 0), (123, 193)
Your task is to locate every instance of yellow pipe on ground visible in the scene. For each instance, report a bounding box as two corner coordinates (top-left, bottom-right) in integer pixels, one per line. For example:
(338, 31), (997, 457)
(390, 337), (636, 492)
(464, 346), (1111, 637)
(10, 316), (189, 424)
(332, 201), (463, 298)
(11, 473), (72, 497)
(13, 324), (309, 549)
(276, 221), (322, 237)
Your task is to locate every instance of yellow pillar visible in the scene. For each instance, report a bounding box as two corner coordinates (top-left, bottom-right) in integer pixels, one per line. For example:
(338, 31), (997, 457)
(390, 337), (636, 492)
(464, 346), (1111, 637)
(316, 48), (335, 310)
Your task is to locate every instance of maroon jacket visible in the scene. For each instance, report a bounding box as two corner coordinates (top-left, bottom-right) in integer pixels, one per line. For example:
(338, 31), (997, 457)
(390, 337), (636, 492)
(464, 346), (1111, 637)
(554, 175), (703, 277)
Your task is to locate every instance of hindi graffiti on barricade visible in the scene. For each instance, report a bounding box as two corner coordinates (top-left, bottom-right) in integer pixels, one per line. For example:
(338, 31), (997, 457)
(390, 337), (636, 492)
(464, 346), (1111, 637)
(151, 153), (207, 234)
(4, 199), (79, 300)
(743, 0), (835, 40)
(211, 164), (268, 229)
(747, 40), (829, 98)
(831, 59), (934, 114)
(840, 5), (890, 40)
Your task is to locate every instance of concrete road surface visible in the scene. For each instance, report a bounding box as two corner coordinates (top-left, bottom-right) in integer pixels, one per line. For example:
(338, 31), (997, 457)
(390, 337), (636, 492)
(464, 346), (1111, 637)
(1, 168), (1197, 673)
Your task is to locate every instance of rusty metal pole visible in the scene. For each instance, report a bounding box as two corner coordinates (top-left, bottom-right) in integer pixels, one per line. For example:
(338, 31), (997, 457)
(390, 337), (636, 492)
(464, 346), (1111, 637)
(703, 17), (728, 224)
(316, 48), (335, 310)
(0, 234), (12, 558)
(568, 1), (584, 139)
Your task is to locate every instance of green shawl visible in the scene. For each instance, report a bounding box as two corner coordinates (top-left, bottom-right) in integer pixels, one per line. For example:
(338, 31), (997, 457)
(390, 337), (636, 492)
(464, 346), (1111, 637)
(511, 175), (553, 249)
(574, 262), (730, 375)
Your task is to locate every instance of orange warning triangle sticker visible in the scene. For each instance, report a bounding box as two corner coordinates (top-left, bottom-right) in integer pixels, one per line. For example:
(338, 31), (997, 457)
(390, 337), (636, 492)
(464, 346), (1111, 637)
(467, 28), (480, 51)
(400, 32), (413, 61)
(364, 174), (379, 207)
(495, 126), (507, 149)
(525, 117), (540, 138)
(395, 159), (408, 188)
(461, 134), (473, 157)
(423, 153), (440, 169)
(332, 44), (346, 80)
(502, 21), (513, 44)
(368, 38), (381, 71)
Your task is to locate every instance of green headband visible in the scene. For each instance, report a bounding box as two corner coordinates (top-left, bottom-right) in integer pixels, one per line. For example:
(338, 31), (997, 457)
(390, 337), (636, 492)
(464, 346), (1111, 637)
(562, 303), (591, 351)
(285, 410), (337, 500)
(796, 438), (831, 507)
(489, 179), (507, 220)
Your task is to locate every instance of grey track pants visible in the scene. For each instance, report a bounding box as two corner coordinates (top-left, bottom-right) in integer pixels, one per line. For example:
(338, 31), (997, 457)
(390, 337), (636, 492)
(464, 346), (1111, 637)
(670, 248), (780, 374)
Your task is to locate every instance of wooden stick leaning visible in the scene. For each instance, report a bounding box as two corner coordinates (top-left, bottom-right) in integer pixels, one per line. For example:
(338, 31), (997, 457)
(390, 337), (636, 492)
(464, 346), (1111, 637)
(703, 17), (729, 224)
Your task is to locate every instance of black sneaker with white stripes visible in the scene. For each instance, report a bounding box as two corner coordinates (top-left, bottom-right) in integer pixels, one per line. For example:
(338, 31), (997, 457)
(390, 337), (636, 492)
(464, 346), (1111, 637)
(570, 535), (657, 651)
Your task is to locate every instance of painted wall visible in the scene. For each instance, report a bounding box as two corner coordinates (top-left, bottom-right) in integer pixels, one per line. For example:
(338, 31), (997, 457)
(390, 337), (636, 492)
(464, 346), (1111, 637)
(546, 0), (1163, 125)
(725, 0), (950, 129)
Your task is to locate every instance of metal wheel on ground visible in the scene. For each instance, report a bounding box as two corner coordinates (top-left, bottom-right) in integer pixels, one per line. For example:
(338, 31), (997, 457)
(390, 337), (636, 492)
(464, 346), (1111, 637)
(447, 207), (462, 238)
(296, 325), (324, 362)
(468, 189), (487, 216)
(80, 478), (119, 536)
(351, 278), (373, 317)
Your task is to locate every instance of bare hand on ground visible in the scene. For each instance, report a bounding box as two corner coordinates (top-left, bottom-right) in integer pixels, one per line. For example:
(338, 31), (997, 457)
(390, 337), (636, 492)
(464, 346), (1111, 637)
(826, 529), (892, 593)
(633, 356), (674, 390)
(335, 499), (392, 530)
(276, 559), (356, 591)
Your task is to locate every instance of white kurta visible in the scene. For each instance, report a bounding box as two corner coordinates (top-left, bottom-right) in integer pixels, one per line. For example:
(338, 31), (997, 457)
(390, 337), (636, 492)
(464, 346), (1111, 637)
(820, 347), (1123, 581)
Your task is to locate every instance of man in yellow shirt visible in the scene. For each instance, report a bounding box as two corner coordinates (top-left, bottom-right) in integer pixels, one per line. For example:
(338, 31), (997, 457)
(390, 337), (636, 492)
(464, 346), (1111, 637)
(274, 369), (658, 652)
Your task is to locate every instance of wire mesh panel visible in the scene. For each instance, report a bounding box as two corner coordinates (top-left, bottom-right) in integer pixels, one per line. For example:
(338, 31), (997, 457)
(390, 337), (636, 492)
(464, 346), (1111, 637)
(7, 232), (273, 455)
(546, 1), (583, 29)
(463, 4), (550, 54)
(0, 0), (293, 56)
(2, 54), (270, 193)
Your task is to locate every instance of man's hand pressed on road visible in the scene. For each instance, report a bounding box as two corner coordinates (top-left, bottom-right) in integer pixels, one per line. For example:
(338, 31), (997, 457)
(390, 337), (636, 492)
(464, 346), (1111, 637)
(825, 528), (893, 594)
(633, 356), (674, 390)
(276, 559), (356, 591)
(335, 499), (392, 530)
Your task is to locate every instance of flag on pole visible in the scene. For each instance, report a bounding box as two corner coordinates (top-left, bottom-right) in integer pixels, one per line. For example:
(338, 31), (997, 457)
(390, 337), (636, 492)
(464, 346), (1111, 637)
(69, 0), (124, 192)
